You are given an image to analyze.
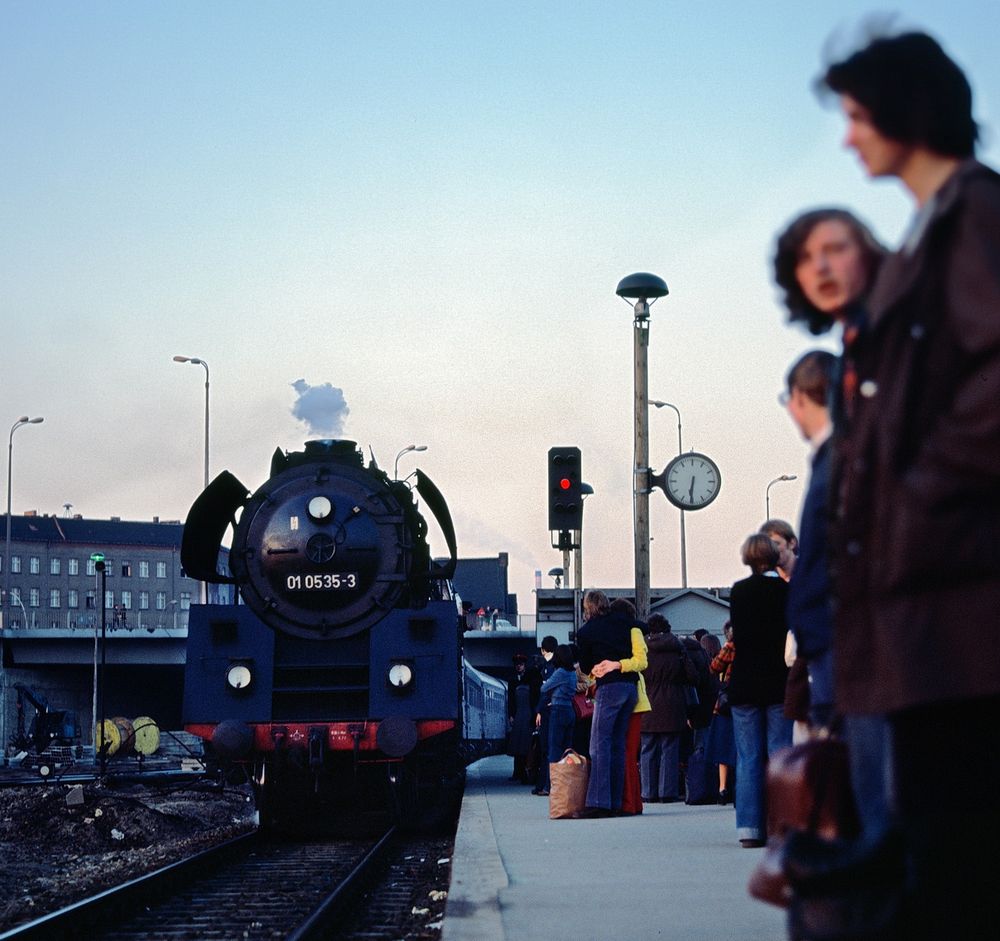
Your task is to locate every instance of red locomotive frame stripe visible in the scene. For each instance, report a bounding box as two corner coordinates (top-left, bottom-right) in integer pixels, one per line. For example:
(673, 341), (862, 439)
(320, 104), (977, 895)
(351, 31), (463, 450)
(185, 719), (455, 752)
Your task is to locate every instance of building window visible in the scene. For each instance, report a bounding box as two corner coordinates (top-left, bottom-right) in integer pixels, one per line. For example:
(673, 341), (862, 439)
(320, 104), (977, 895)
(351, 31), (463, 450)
(49, 589), (60, 608)
(68, 558), (79, 576)
(29, 556), (40, 574)
(50, 558), (61, 576)
(155, 591), (167, 611)
(86, 558), (96, 576)
(139, 591), (149, 610)
(29, 588), (40, 608)
(139, 561), (149, 578)
(121, 561), (131, 577)
(11, 556), (21, 574)
(156, 561), (167, 579)
(180, 592), (191, 611)
(68, 589), (79, 609)
(85, 591), (95, 609)
(10, 588), (21, 606)
(121, 590), (132, 610)
(105, 590), (114, 609)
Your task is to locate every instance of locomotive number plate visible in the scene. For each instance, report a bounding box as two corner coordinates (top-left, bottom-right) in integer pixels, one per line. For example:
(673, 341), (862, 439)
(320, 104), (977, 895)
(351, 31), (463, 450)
(285, 573), (359, 590)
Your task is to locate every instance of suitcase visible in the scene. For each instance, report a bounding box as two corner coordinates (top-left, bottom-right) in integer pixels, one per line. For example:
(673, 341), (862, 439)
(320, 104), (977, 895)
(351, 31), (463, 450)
(684, 744), (717, 805)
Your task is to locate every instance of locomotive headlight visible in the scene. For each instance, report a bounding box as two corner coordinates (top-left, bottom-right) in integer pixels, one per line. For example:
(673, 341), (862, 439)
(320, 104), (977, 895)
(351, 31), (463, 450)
(388, 662), (414, 689)
(307, 495), (333, 521)
(226, 662), (253, 690)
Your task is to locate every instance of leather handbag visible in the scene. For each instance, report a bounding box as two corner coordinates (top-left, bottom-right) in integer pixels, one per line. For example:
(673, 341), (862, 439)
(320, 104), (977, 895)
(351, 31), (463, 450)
(748, 736), (859, 909)
(683, 683), (700, 718)
(572, 691), (595, 720)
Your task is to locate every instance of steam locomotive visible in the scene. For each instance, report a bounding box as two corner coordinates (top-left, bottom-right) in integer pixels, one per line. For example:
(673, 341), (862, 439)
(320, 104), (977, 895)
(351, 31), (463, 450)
(180, 439), (508, 829)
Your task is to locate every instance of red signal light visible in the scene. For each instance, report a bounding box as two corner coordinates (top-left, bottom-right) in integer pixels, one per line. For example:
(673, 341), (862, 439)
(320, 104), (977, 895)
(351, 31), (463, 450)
(560, 478), (571, 490)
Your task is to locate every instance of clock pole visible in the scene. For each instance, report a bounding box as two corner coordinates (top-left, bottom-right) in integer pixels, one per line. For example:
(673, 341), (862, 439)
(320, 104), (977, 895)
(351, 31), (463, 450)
(617, 273), (669, 621)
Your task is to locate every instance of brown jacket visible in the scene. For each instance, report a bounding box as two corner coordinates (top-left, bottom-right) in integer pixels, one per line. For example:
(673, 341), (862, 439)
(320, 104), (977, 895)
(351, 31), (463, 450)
(831, 159), (1000, 713)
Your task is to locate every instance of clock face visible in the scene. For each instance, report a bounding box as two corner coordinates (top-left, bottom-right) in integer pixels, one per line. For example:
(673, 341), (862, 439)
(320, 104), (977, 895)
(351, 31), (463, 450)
(663, 452), (721, 510)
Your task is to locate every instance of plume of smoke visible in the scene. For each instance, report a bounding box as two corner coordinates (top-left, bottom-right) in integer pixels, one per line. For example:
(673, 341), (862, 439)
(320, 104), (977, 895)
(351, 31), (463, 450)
(290, 379), (350, 437)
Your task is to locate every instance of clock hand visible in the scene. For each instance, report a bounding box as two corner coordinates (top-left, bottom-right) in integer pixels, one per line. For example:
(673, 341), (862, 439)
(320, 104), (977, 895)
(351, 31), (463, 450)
(689, 476), (695, 502)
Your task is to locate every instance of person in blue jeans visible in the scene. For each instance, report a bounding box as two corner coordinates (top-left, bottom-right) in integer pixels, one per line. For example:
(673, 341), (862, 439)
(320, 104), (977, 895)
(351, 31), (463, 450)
(575, 590), (640, 818)
(539, 644), (578, 778)
(727, 534), (793, 847)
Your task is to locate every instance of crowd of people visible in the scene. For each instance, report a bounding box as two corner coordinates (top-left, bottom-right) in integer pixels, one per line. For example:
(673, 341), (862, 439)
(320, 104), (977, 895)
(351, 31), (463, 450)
(509, 21), (998, 939)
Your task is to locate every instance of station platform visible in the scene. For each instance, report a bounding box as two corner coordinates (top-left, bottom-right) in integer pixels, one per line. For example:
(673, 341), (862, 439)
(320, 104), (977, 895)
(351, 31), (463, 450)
(443, 754), (786, 941)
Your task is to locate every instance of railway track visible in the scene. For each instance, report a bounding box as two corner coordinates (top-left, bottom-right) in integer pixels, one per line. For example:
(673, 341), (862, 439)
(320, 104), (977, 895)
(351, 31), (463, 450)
(0, 827), (397, 941)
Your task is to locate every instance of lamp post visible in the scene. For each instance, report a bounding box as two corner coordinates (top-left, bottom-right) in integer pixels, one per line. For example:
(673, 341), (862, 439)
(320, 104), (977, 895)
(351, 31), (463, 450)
(173, 356), (209, 603)
(394, 444), (427, 480)
(617, 273), (669, 620)
(92, 555), (108, 774)
(766, 475), (798, 520)
(2, 415), (44, 762)
(649, 400), (687, 589)
(573, 483), (594, 590)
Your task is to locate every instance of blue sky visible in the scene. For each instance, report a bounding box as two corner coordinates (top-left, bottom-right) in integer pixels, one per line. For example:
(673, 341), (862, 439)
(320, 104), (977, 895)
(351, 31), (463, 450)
(3, 2), (998, 619)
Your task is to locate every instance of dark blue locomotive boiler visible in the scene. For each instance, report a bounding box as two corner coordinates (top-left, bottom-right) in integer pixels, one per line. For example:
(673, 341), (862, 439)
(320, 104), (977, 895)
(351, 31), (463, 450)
(180, 439), (507, 828)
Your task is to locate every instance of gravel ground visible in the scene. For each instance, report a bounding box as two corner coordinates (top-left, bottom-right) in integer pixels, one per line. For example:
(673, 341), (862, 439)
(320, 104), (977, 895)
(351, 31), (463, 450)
(0, 779), (457, 939)
(0, 779), (257, 934)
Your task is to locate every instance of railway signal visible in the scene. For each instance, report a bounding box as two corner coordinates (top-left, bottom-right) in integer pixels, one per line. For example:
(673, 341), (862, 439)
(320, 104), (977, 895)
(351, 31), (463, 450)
(547, 447), (583, 531)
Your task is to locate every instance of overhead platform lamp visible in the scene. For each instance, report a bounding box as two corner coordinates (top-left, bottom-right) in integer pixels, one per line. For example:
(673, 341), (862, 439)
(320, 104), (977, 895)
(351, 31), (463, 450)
(616, 273), (668, 620)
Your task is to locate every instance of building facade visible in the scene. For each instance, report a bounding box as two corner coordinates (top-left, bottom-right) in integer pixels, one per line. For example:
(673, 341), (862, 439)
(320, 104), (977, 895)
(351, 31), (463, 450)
(1, 512), (232, 750)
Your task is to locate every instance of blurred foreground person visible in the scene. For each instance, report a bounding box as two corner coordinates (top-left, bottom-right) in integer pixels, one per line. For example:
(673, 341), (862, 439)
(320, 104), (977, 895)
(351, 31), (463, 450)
(821, 26), (1000, 938)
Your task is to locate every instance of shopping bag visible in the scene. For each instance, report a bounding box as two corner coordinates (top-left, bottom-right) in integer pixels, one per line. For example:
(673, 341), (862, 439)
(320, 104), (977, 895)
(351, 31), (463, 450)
(549, 749), (589, 819)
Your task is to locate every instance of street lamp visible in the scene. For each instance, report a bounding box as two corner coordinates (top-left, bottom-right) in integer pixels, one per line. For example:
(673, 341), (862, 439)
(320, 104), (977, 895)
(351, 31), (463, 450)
(394, 444), (427, 480)
(2, 415), (44, 762)
(766, 475), (798, 520)
(617, 272), (669, 620)
(173, 356), (210, 603)
(649, 400), (687, 589)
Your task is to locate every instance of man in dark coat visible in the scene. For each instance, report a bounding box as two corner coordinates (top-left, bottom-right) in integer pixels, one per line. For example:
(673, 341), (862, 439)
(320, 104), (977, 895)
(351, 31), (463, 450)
(639, 614), (698, 802)
(822, 30), (1000, 938)
(781, 351), (836, 716)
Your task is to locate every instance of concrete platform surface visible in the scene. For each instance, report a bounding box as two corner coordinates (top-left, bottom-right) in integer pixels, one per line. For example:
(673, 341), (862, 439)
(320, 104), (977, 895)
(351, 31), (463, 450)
(443, 754), (786, 941)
